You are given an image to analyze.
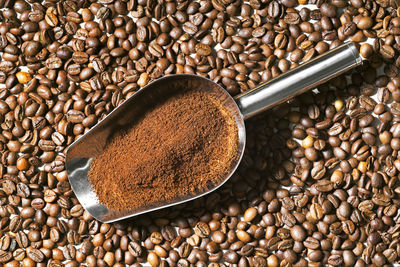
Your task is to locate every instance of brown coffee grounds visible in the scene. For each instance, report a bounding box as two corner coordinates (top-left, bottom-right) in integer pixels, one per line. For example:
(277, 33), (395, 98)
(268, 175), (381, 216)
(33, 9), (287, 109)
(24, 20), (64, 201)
(88, 88), (239, 211)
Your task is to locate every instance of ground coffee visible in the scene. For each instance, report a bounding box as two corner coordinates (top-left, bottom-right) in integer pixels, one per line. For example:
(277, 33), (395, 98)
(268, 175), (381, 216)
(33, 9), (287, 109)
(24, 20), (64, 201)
(88, 88), (239, 210)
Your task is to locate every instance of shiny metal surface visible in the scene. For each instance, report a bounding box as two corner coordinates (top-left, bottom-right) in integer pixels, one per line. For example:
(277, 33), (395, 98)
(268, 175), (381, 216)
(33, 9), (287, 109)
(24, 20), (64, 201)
(66, 42), (362, 222)
(66, 75), (246, 222)
(235, 42), (363, 119)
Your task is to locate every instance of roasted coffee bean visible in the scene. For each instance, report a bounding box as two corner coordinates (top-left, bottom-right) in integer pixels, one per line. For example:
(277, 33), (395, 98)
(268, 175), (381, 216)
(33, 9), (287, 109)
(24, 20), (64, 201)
(27, 248), (45, 262)
(359, 96), (376, 111)
(0, 250), (11, 263)
(391, 102), (400, 116)
(380, 45), (395, 59)
(282, 213), (296, 227)
(128, 241), (142, 257)
(315, 180), (334, 192)
(16, 231), (28, 248)
(310, 203), (324, 220)
(328, 254), (344, 266)
(304, 236), (320, 249)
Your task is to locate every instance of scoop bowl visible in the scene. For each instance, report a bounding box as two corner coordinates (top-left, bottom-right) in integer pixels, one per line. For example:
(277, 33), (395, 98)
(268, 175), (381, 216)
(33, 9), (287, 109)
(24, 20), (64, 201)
(65, 75), (246, 223)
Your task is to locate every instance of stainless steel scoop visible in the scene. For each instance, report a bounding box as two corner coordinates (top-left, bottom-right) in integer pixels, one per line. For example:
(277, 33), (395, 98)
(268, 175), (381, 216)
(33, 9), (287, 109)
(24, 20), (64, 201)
(66, 42), (362, 222)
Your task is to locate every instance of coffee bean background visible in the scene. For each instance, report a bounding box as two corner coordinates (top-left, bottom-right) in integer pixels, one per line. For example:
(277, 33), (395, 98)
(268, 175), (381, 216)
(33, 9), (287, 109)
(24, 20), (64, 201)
(0, 0), (399, 266)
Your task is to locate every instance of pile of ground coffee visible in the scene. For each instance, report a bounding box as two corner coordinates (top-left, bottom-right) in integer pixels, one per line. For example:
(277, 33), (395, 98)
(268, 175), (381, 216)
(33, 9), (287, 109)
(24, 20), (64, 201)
(88, 88), (239, 210)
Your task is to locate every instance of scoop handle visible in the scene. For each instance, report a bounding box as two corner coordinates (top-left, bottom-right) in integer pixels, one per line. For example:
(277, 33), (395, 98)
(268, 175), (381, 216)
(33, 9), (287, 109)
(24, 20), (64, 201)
(235, 42), (363, 120)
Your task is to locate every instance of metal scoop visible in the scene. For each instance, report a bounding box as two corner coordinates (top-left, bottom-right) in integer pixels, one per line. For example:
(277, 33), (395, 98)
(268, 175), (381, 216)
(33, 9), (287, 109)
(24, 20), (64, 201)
(66, 42), (362, 222)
